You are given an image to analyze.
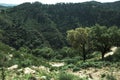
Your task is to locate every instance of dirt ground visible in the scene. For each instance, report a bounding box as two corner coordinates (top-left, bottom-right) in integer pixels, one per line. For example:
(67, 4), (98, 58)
(68, 67), (120, 80)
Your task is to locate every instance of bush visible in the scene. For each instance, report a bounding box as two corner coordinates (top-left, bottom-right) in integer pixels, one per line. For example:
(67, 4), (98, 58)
(19, 46), (30, 53)
(58, 72), (83, 80)
(0, 52), (7, 67)
(67, 64), (75, 68)
(49, 66), (60, 71)
(59, 47), (78, 58)
(54, 54), (63, 60)
(73, 66), (80, 72)
(76, 61), (104, 69)
(101, 73), (106, 78)
(6, 50), (49, 67)
(106, 74), (116, 80)
(59, 72), (75, 80)
(32, 47), (56, 59)
(64, 58), (78, 64)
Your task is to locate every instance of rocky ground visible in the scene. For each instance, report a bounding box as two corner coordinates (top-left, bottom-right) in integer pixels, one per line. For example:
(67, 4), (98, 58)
(1, 61), (119, 80)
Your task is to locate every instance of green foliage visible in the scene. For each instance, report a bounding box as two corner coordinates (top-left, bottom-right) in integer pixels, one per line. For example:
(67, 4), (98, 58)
(113, 47), (120, 61)
(1, 1), (120, 50)
(0, 42), (49, 67)
(64, 58), (79, 64)
(19, 46), (30, 53)
(75, 61), (110, 69)
(49, 66), (60, 71)
(58, 47), (78, 58)
(0, 42), (13, 80)
(0, 29), (3, 41)
(58, 72), (83, 80)
(90, 25), (120, 60)
(0, 15), (12, 28)
(101, 73), (106, 78)
(59, 72), (78, 80)
(67, 64), (75, 68)
(0, 42), (14, 54)
(32, 47), (55, 59)
(11, 50), (49, 67)
(0, 42), (14, 67)
(1, 1), (120, 72)
(73, 66), (80, 72)
(106, 74), (117, 80)
(105, 47), (120, 61)
(67, 27), (90, 49)
(67, 27), (91, 61)
(0, 52), (7, 67)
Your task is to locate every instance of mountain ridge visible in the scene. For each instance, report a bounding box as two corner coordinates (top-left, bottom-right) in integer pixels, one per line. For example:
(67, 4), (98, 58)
(0, 3), (17, 7)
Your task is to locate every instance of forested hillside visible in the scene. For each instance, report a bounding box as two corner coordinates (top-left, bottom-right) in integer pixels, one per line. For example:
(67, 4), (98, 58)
(0, 1), (120, 80)
(0, 1), (120, 49)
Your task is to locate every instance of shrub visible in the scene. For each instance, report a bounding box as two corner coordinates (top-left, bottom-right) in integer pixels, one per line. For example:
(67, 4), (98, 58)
(112, 47), (120, 61)
(0, 52), (7, 67)
(106, 74), (116, 80)
(54, 54), (63, 60)
(19, 46), (30, 53)
(59, 47), (78, 58)
(76, 61), (103, 69)
(73, 66), (80, 72)
(64, 58), (78, 64)
(67, 64), (75, 68)
(101, 73), (106, 78)
(32, 47), (55, 59)
(59, 72), (75, 80)
(49, 66), (60, 71)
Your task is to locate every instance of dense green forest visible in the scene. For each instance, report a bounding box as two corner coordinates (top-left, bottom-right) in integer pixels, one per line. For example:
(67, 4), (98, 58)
(0, 1), (120, 49)
(0, 1), (120, 80)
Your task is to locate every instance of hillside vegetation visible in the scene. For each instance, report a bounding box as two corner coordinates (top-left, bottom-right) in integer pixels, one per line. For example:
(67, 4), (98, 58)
(0, 1), (120, 49)
(0, 1), (120, 80)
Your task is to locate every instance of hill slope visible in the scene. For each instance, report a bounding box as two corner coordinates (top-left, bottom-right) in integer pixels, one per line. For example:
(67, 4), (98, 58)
(0, 1), (120, 49)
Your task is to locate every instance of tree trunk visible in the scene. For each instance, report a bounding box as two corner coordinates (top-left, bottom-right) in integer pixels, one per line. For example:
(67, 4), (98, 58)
(82, 44), (86, 62)
(102, 52), (105, 60)
(102, 46), (108, 60)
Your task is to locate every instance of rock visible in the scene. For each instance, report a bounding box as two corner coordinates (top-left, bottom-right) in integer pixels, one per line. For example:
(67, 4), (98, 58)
(9, 54), (13, 58)
(104, 46), (118, 58)
(88, 78), (93, 80)
(32, 66), (38, 69)
(24, 67), (36, 74)
(49, 62), (64, 67)
(40, 76), (47, 80)
(50, 78), (55, 80)
(8, 54), (13, 60)
(17, 69), (23, 72)
(110, 47), (117, 52)
(8, 64), (18, 70)
(39, 66), (50, 72)
(39, 66), (46, 70)
(104, 52), (114, 57)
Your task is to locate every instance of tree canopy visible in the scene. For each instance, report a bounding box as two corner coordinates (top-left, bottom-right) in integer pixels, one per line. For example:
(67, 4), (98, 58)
(67, 27), (90, 61)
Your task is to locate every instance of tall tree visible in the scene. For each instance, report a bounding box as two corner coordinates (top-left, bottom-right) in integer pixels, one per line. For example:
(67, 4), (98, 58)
(67, 27), (90, 62)
(90, 25), (120, 60)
